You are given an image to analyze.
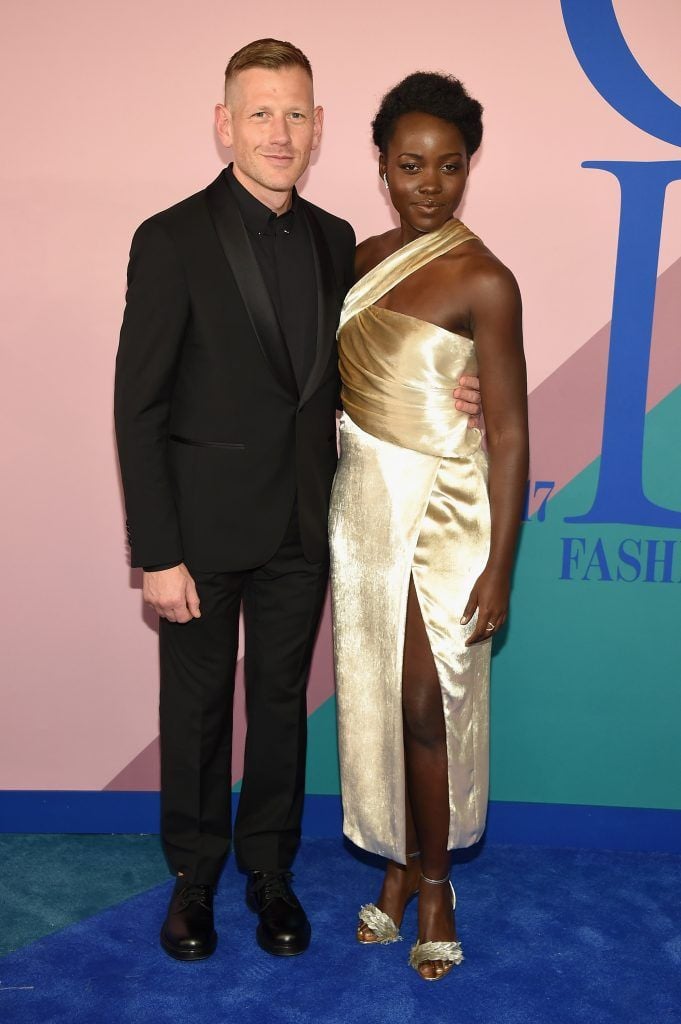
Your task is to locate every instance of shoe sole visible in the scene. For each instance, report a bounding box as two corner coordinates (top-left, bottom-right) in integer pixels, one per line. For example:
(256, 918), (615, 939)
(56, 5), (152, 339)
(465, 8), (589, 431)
(160, 931), (218, 961)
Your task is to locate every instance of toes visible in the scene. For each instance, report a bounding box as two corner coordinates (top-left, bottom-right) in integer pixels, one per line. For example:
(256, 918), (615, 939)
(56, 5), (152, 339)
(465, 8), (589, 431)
(357, 922), (378, 943)
(417, 958), (451, 980)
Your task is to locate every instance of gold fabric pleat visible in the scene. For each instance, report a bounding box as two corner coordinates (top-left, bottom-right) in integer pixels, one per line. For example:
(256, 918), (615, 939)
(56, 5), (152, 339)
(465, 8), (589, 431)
(329, 219), (491, 863)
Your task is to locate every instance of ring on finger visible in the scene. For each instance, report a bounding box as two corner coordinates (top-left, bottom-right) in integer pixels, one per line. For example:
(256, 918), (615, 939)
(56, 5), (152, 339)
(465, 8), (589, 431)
(486, 621), (495, 631)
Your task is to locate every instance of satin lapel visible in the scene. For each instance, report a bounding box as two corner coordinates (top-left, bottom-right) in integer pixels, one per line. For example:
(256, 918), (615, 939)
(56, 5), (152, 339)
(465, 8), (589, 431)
(205, 173), (298, 400)
(298, 203), (340, 408)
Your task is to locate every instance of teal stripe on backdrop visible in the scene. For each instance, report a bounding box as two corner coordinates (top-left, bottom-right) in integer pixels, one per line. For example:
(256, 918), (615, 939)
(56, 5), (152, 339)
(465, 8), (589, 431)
(305, 695), (341, 794)
(492, 385), (681, 808)
(305, 387), (681, 810)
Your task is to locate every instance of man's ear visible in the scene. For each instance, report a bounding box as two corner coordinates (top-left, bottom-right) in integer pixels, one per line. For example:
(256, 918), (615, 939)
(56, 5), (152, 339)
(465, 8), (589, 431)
(311, 105), (324, 151)
(215, 104), (232, 148)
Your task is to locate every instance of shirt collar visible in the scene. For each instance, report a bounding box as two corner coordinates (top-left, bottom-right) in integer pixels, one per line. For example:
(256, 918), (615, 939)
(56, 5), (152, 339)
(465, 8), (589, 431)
(225, 164), (298, 234)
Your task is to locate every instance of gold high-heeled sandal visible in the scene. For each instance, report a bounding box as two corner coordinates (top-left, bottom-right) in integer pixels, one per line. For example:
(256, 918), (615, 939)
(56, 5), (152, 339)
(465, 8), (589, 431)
(408, 873), (464, 979)
(356, 852), (421, 945)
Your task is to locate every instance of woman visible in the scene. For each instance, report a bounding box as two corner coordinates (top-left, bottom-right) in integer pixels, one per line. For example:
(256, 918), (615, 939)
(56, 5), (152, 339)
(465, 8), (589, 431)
(329, 73), (528, 981)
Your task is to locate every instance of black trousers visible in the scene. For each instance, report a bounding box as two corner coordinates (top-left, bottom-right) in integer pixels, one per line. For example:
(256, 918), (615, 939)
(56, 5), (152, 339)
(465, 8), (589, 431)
(159, 503), (329, 885)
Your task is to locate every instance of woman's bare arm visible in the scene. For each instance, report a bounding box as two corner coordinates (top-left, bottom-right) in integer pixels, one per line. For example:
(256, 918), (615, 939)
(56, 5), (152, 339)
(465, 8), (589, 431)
(460, 258), (529, 644)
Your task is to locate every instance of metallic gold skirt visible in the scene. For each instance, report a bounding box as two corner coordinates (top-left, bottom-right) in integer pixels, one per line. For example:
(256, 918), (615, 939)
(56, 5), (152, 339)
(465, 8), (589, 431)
(329, 413), (491, 863)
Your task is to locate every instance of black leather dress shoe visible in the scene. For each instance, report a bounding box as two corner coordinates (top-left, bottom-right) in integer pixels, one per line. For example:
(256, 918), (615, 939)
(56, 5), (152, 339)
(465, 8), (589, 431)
(160, 880), (217, 961)
(246, 871), (311, 956)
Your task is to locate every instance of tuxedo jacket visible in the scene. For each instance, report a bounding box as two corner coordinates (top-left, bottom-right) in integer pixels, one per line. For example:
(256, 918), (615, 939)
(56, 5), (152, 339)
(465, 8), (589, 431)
(114, 171), (356, 570)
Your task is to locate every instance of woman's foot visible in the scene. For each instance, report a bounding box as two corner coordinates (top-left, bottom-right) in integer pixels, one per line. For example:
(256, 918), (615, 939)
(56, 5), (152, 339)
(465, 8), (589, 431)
(411, 874), (460, 980)
(357, 854), (421, 943)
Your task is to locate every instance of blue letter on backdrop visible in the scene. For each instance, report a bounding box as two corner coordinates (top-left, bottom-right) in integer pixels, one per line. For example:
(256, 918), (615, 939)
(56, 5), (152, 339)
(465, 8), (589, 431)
(561, 0), (681, 527)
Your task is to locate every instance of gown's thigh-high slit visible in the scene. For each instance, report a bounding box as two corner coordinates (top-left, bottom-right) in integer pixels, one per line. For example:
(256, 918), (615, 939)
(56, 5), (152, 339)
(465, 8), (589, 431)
(402, 574), (451, 868)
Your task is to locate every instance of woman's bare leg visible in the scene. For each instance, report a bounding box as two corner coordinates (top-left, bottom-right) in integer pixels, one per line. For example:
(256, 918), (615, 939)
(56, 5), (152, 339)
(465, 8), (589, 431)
(401, 576), (456, 979)
(356, 789), (421, 941)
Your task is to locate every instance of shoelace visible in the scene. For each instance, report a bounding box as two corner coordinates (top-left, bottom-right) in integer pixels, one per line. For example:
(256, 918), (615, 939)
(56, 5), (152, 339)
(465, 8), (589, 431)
(251, 871), (295, 906)
(176, 883), (213, 911)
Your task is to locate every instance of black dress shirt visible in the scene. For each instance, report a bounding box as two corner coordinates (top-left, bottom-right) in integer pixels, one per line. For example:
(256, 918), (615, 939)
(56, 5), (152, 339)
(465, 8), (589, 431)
(226, 165), (318, 391)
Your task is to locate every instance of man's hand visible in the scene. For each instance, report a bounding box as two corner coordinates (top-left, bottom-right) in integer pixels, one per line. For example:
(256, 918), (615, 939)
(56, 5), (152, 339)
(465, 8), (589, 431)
(454, 374), (482, 430)
(143, 564), (201, 623)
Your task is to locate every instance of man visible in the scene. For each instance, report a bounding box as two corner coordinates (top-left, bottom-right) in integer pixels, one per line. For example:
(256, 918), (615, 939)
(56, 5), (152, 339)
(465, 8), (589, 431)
(115, 38), (481, 961)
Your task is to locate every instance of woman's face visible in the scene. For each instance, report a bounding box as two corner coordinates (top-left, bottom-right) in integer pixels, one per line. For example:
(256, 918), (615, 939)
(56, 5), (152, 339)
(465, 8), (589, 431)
(380, 112), (469, 239)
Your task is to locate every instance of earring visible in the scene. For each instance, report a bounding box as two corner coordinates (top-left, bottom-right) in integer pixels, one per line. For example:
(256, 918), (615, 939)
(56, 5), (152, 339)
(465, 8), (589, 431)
(383, 172), (389, 190)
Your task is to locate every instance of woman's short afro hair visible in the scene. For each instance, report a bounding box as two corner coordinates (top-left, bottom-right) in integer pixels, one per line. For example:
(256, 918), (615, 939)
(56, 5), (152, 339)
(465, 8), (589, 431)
(372, 72), (483, 158)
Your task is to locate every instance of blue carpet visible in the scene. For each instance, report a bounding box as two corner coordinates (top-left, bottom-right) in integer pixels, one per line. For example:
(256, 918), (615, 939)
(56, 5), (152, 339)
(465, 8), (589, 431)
(1, 839), (680, 1023)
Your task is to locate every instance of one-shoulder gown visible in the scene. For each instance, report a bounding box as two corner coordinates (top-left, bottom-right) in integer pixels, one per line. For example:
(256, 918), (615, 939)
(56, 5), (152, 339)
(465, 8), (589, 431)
(329, 219), (491, 863)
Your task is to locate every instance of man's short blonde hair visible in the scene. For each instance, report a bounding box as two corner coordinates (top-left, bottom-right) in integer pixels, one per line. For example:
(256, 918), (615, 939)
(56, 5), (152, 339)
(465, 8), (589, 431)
(224, 38), (313, 100)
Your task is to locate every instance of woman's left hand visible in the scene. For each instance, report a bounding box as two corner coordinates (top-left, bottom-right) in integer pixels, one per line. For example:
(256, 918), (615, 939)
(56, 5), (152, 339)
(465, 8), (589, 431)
(460, 566), (510, 646)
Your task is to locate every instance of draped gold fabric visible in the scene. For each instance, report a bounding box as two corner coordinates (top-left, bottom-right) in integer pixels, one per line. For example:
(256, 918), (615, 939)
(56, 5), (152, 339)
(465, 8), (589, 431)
(329, 219), (492, 863)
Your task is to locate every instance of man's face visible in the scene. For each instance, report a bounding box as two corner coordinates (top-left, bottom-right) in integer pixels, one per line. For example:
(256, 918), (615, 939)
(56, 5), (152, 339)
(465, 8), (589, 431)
(215, 66), (323, 208)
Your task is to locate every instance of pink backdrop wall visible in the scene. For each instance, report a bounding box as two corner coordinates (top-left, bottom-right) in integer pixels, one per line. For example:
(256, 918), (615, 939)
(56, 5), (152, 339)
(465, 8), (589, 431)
(2, 0), (680, 791)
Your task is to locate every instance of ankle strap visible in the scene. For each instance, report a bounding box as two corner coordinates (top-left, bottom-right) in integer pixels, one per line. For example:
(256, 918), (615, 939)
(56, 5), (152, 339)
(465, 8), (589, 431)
(420, 873), (450, 886)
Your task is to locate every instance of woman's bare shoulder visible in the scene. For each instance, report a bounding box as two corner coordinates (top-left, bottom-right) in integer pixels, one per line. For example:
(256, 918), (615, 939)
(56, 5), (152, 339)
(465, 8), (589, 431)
(453, 241), (521, 306)
(354, 229), (400, 280)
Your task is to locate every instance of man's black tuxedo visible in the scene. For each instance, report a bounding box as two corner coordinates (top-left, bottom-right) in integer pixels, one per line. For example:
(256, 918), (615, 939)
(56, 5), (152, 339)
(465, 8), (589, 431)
(115, 171), (355, 883)
(115, 171), (355, 570)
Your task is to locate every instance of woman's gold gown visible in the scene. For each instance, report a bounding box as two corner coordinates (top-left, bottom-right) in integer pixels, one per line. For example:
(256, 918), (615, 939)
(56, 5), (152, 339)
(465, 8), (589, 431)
(329, 219), (491, 864)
